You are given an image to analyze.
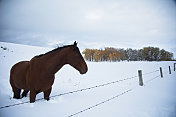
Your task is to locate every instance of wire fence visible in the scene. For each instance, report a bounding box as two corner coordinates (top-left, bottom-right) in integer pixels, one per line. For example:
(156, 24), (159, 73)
(145, 75), (161, 84)
(68, 65), (175, 117)
(68, 89), (133, 117)
(142, 70), (159, 76)
(0, 75), (138, 109)
(67, 74), (162, 117)
(0, 63), (175, 115)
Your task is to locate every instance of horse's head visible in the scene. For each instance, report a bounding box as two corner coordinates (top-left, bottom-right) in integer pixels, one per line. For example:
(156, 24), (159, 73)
(67, 41), (88, 74)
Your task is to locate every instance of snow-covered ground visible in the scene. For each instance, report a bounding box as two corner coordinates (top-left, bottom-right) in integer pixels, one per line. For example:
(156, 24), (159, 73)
(0, 42), (176, 117)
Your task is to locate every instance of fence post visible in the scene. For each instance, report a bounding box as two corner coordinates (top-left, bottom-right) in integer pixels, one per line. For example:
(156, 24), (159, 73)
(160, 67), (163, 78)
(138, 70), (143, 86)
(174, 63), (176, 71)
(169, 66), (171, 74)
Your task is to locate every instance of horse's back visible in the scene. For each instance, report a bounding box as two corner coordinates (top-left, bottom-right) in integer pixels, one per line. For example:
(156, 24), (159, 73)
(10, 61), (29, 89)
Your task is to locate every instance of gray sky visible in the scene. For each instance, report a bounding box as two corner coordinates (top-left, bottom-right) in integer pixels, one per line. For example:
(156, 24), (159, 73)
(0, 0), (176, 57)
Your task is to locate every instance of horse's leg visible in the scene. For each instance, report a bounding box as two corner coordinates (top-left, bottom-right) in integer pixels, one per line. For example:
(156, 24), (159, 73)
(30, 90), (37, 103)
(44, 87), (52, 101)
(12, 86), (21, 99)
(10, 75), (21, 99)
(22, 90), (29, 98)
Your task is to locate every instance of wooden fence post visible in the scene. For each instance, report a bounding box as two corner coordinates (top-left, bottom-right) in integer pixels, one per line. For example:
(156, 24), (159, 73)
(174, 63), (176, 71)
(138, 70), (143, 86)
(169, 66), (171, 74)
(160, 67), (163, 78)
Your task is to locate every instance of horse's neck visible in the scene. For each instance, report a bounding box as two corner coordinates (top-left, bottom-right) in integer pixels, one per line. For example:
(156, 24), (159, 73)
(42, 48), (68, 74)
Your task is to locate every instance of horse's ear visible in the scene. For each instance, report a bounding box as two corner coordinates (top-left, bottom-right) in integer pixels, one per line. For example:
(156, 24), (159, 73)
(74, 41), (78, 47)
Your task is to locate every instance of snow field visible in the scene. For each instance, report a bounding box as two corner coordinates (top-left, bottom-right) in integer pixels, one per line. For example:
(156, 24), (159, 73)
(0, 42), (176, 117)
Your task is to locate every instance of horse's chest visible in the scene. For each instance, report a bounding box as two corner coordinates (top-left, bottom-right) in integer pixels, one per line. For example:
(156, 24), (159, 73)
(29, 74), (55, 91)
(39, 78), (54, 90)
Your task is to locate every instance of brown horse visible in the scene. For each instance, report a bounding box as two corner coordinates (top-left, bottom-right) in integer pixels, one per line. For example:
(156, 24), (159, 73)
(10, 41), (88, 103)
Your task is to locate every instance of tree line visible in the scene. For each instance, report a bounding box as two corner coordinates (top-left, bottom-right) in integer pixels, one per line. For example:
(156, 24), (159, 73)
(82, 47), (174, 62)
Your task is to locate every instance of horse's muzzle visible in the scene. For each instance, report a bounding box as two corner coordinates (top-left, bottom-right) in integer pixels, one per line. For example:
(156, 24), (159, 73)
(80, 64), (88, 74)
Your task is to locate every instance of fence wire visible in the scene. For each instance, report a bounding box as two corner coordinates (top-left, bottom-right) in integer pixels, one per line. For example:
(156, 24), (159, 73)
(0, 66), (174, 110)
(68, 89), (133, 117)
(68, 73), (163, 117)
(142, 70), (159, 76)
(145, 75), (161, 84)
(0, 100), (31, 109)
(0, 75), (138, 109)
(163, 66), (170, 70)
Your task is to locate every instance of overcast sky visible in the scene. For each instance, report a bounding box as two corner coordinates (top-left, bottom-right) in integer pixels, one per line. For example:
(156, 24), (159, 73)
(0, 0), (176, 57)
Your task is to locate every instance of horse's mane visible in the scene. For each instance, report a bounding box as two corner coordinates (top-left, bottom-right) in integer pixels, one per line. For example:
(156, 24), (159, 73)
(36, 44), (74, 58)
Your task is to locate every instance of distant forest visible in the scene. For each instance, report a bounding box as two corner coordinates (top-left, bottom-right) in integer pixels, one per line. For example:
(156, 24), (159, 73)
(82, 47), (174, 62)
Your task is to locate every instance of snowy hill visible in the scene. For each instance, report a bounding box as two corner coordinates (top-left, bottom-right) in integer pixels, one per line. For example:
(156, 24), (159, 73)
(0, 42), (176, 117)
